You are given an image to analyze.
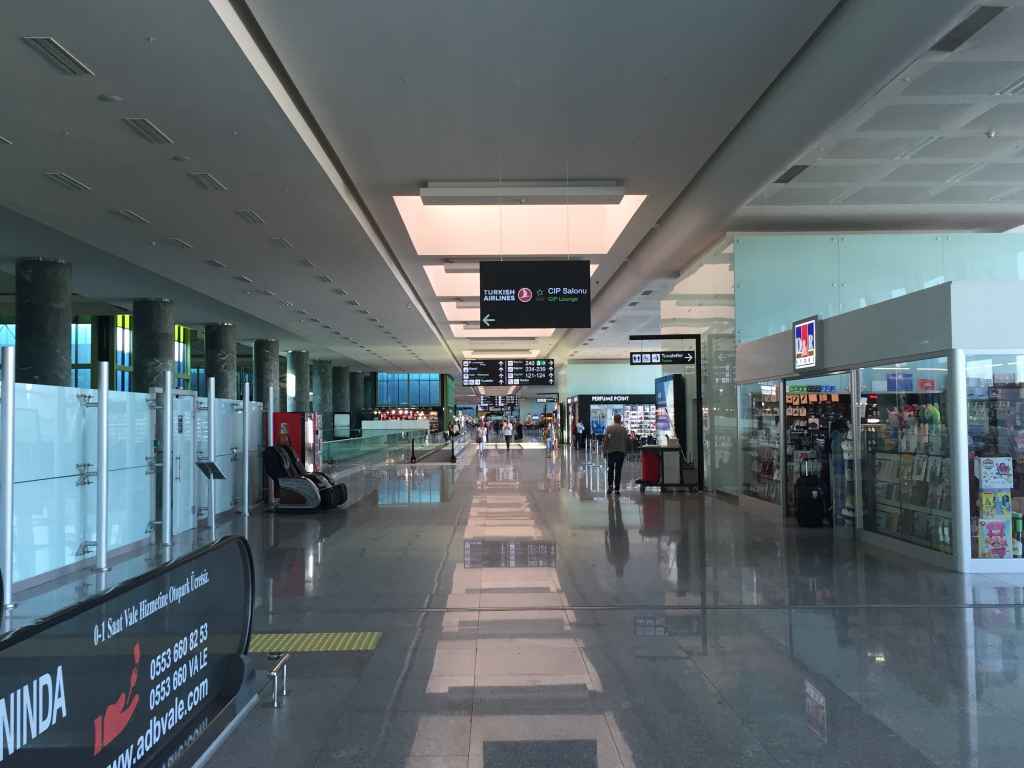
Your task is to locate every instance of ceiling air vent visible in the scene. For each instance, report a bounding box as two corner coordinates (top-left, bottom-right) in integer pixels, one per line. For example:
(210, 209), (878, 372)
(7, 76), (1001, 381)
(774, 164), (809, 184)
(271, 237), (294, 249)
(627, 301), (639, 307)
(205, 259), (226, 269)
(347, 300), (360, 307)
(0, 136), (12, 146)
(639, 290), (654, 296)
(235, 208), (265, 225)
(234, 275), (253, 283)
(316, 274), (333, 284)
(187, 171), (228, 191)
(931, 6), (1005, 52)
(332, 288), (348, 296)
(123, 117), (174, 145)
(257, 288), (276, 297)
(21, 37), (94, 76)
(164, 237), (193, 249)
(44, 170), (91, 191)
(110, 208), (150, 224)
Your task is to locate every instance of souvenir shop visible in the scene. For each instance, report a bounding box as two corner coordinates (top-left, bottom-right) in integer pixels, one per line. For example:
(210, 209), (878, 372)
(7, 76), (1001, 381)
(736, 282), (1024, 573)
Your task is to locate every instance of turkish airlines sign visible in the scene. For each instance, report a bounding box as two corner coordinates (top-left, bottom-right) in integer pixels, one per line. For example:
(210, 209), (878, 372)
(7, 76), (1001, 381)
(0, 537), (253, 767)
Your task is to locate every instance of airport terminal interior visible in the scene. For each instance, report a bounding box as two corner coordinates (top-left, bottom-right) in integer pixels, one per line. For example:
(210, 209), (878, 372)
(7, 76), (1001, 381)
(8, 2), (1024, 767)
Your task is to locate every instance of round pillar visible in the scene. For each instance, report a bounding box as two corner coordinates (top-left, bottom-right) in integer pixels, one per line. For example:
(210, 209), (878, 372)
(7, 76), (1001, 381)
(254, 339), (279, 407)
(289, 350), (310, 412)
(15, 259), (71, 386)
(205, 323), (237, 399)
(132, 299), (175, 393)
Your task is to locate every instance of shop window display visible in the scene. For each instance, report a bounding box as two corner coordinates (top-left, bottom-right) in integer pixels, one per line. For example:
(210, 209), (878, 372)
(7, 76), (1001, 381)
(966, 354), (1024, 560)
(859, 357), (952, 554)
(739, 382), (780, 503)
(784, 376), (853, 527)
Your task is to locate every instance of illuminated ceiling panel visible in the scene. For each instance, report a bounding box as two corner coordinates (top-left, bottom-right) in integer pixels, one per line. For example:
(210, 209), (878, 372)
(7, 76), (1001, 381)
(462, 348), (540, 358)
(440, 301), (479, 322)
(424, 263), (599, 298)
(395, 195), (645, 256)
(450, 324), (556, 338)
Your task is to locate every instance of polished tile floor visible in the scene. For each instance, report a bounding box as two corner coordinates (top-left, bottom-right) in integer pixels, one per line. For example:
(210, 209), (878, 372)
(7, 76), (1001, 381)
(164, 444), (1024, 765)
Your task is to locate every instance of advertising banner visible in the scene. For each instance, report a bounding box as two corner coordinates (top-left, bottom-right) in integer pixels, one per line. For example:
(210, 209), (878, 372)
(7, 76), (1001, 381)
(0, 536), (254, 767)
(793, 317), (817, 371)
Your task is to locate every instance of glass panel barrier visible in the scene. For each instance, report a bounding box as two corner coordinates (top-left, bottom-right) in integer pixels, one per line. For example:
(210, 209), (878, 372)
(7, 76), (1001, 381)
(859, 356), (952, 554)
(321, 428), (436, 468)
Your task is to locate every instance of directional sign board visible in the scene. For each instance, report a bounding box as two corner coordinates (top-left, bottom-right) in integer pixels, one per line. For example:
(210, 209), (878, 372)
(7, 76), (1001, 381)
(479, 260), (591, 329)
(479, 395), (518, 409)
(462, 359), (556, 387)
(629, 351), (695, 365)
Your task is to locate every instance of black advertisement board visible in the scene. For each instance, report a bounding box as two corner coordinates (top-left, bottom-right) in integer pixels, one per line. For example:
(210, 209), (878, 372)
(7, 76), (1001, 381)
(0, 536), (254, 767)
(629, 351), (695, 366)
(479, 261), (590, 329)
(462, 359), (555, 387)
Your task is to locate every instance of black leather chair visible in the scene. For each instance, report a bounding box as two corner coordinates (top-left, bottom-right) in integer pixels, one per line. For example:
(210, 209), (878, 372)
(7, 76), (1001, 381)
(263, 444), (347, 511)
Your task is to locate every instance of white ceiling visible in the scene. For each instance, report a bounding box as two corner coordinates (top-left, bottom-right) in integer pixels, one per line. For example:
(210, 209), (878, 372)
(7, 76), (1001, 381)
(736, 1), (1024, 231)
(0, 1), (454, 369)
(242, 0), (840, 361)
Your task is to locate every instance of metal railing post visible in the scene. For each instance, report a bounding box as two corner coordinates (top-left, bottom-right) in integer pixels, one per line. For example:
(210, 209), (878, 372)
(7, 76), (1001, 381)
(96, 361), (110, 572)
(242, 382), (250, 518)
(208, 377), (217, 540)
(266, 385), (275, 505)
(1, 347), (15, 608)
(162, 369), (173, 549)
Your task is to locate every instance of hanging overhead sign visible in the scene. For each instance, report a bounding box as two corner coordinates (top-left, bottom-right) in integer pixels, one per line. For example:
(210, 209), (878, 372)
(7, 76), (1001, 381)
(479, 260), (591, 329)
(793, 316), (819, 371)
(0, 537), (254, 768)
(629, 351), (695, 366)
(462, 359), (555, 386)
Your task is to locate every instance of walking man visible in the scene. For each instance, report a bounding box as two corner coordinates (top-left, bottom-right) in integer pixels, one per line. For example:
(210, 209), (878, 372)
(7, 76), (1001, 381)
(603, 414), (628, 495)
(502, 420), (514, 452)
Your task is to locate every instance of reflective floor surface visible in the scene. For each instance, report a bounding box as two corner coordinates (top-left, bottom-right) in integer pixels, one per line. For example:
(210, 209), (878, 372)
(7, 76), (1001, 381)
(36, 442), (1024, 766)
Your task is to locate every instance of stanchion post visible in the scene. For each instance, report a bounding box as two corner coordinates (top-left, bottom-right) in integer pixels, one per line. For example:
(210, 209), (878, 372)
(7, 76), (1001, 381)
(410, 437), (417, 464)
(1, 347), (14, 608)
(241, 382), (250, 518)
(161, 369), (173, 549)
(266, 385), (275, 505)
(96, 361), (110, 572)
(208, 377), (217, 540)
(450, 434), (457, 463)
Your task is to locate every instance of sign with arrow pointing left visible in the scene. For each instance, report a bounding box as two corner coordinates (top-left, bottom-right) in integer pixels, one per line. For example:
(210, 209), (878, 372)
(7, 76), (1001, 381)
(479, 260), (591, 329)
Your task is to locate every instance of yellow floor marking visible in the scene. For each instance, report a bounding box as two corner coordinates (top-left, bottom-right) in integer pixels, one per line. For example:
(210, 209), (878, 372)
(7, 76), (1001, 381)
(249, 631), (381, 653)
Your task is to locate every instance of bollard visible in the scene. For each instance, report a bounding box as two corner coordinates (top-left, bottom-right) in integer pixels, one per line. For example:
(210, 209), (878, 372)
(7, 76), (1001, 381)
(96, 361), (110, 573)
(410, 437), (417, 464)
(450, 435), (457, 463)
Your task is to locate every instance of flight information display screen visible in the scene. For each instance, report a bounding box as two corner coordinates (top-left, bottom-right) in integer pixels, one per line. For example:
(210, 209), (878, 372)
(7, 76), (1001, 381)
(462, 359), (555, 386)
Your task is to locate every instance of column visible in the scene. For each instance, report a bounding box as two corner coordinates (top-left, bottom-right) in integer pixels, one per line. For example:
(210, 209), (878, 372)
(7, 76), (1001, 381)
(132, 299), (175, 393)
(332, 365), (350, 412)
(289, 350), (310, 412)
(15, 258), (71, 385)
(205, 322), (238, 399)
(311, 360), (333, 433)
(253, 339), (279, 407)
(349, 370), (364, 425)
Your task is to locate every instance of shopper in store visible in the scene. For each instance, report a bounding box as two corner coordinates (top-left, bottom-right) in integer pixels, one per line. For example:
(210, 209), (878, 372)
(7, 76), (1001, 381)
(502, 419), (514, 452)
(603, 413), (628, 494)
(576, 419), (586, 450)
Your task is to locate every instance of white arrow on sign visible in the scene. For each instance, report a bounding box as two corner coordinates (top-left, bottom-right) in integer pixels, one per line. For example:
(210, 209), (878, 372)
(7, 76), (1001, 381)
(482, 314), (495, 327)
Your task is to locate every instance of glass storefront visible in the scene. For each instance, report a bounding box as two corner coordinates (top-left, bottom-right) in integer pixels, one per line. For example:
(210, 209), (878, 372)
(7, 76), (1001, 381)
(859, 356), (952, 555)
(738, 381), (780, 503)
(966, 354), (1024, 560)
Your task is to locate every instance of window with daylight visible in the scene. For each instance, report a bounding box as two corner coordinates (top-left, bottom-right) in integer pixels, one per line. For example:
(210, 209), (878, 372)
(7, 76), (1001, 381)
(377, 372), (440, 406)
(174, 324), (191, 390)
(70, 321), (92, 389)
(114, 314), (133, 391)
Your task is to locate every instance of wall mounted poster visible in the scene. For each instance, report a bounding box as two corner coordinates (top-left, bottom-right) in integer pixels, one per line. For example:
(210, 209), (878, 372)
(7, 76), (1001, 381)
(979, 516), (1012, 559)
(981, 491), (1012, 518)
(978, 456), (1013, 490)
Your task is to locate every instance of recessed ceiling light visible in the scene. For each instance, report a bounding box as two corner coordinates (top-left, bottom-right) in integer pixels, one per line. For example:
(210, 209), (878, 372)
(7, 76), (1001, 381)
(110, 208), (151, 224)
(187, 171), (227, 191)
(235, 208), (265, 225)
(124, 117), (174, 144)
(21, 37), (94, 76)
(44, 170), (90, 191)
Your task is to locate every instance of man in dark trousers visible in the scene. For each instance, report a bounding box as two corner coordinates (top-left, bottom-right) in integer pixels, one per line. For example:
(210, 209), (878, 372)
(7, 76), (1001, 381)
(603, 413), (628, 495)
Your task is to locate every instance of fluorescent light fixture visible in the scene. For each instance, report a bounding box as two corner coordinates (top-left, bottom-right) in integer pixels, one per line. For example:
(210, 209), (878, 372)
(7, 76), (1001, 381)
(420, 181), (624, 205)
(424, 263), (598, 298)
(395, 195), (645, 256)
(461, 349), (540, 358)
(450, 324), (555, 338)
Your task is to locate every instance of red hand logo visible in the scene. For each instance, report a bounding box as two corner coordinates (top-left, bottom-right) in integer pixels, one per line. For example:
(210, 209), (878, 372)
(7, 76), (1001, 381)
(93, 642), (142, 755)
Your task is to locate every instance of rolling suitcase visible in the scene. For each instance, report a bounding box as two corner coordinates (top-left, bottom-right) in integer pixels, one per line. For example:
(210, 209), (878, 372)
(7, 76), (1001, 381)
(795, 474), (826, 527)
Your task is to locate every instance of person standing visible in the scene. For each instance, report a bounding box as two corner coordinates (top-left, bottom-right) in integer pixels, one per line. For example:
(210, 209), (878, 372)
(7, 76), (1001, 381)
(502, 420), (514, 452)
(603, 413), (628, 494)
(575, 419), (586, 450)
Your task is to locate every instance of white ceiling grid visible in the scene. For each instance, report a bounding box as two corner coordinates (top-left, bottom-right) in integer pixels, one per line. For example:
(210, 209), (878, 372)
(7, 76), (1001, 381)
(739, 2), (1024, 230)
